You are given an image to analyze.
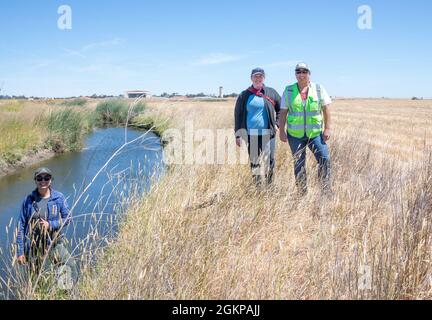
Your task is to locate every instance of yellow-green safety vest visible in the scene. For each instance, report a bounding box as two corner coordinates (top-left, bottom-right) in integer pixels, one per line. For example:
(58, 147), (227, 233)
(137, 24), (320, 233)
(284, 83), (324, 139)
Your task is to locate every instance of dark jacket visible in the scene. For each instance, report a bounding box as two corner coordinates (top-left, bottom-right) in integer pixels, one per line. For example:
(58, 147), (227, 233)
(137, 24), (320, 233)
(17, 189), (71, 257)
(234, 85), (281, 141)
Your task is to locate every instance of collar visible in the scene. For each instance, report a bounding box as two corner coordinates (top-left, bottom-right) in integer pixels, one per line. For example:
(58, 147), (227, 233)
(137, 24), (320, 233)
(250, 84), (266, 92)
(296, 81), (314, 90)
(31, 188), (60, 202)
(308, 81), (315, 89)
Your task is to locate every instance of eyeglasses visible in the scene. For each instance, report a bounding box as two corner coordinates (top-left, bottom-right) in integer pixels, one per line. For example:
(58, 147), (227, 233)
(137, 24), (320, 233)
(36, 176), (51, 182)
(296, 70), (309, 74)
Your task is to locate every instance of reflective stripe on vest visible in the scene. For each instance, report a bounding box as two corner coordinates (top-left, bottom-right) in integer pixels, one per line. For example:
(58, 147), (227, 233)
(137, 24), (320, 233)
(316, 84), (322, 109)
(289, 111), (322, 117)
(287, 124), (322, 130)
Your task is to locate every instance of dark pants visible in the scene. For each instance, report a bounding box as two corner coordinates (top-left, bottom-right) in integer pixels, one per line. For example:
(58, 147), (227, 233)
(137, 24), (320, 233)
(247, 134), (275, 186)
(26, 236), (78, 290)
(287, 133), (331, 195)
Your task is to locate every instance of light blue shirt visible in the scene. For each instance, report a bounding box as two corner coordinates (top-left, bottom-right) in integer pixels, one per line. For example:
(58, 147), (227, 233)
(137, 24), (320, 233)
(246, 94), (270, 135)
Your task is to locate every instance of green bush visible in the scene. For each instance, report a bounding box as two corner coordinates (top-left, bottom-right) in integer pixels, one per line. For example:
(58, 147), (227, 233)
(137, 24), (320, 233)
(95, 100), (145, 125)
(61, 98), (87, 107)
(46, 109), (86, 152)
(132, 114), (171, 138)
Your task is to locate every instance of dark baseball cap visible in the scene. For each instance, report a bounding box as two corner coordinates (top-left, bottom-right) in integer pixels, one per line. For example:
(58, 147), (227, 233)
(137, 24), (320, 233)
(251, 68), (265, 76)
(34, 167), (53, 179)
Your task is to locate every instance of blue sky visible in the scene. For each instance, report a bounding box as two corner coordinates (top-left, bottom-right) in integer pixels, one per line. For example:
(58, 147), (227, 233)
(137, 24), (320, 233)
(0, 0), (431, 98)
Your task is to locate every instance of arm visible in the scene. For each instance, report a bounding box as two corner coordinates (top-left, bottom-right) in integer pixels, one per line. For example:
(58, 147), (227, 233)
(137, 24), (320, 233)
(17, 200), (28, 258)
(323, 105), (332, 141)
(278, 109), (288, 142)
(234, 93), (243, 137)
(278, 88), (288, 142)
(273, 89), (281, 127)
(319, 85), (332, 142)
(234, 93), (244, 147)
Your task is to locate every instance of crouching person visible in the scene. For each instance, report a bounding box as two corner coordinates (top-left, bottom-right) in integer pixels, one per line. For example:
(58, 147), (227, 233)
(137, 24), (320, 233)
(16, 167), (78, 290)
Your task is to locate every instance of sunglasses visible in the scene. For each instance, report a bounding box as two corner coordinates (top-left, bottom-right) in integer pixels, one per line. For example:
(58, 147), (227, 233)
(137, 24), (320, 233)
(296, 70), (309, 74)
(35, 176), (52, 182)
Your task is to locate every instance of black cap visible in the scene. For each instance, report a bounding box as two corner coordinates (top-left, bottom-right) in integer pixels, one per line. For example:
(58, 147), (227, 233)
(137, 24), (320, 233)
(251, 68), (265, 77)
(34, 167), (53, 179)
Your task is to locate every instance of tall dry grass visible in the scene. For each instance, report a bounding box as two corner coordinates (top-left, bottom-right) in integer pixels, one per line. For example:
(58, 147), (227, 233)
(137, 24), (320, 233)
(4, 98), (430, 300)
(0, 100), (47, 163)
(75, 99), (432, 300)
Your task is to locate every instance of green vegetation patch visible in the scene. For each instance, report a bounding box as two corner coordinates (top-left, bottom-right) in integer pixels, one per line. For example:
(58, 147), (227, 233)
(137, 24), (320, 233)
(60, 98), (88, 107)
(0, 100), (23, 112)
(45, 109), (88, 152)
(132, 114), (171, 138)
(95, 100), (146, 125)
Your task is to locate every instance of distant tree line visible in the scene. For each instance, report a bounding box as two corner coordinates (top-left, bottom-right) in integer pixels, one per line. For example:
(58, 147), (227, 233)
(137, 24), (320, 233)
(159, 92), (176, 98)
(224, 93), (239, 98)
(0, 94), (124, 100)
(186, 93), (207, 98)
(1, 92), (239, 100)
(158, 92), (239, 98)
(0, 95), (31, 100)
(89, 94), (123, 99)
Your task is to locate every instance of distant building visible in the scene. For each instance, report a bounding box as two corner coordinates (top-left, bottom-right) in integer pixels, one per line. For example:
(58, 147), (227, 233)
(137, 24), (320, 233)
(125, 90), (152, 99)
(219, 86), (224, 99)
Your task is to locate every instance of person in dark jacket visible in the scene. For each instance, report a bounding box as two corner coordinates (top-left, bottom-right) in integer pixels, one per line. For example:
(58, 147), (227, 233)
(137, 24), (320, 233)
(234, 68), (281, 186)
(16, 167), (77, 289)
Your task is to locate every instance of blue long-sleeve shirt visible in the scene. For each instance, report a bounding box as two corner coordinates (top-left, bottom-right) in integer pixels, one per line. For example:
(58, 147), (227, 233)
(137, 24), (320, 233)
(17, 189), (71, 257)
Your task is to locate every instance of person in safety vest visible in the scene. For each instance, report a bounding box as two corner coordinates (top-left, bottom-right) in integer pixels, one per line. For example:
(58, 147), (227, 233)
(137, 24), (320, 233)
(235, 67), (281, 187)
(279, 63), (332, 196)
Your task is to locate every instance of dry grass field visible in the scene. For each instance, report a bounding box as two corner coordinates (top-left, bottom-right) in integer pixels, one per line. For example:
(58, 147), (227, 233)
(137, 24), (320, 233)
(75, 98), (432, 300)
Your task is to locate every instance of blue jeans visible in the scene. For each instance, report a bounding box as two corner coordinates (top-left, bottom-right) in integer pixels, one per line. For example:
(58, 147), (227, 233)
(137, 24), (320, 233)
(287, 133), (331, 194)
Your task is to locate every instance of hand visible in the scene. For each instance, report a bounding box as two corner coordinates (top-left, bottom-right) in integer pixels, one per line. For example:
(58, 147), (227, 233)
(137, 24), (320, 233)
(17, 255), (26, 265)
(39, 219), (50, 232)
(323, 129), (331, 142)
(279, 130), (288, 143)
(236, 137), (242, 147)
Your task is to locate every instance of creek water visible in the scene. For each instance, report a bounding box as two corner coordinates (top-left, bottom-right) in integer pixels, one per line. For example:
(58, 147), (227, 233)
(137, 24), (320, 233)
(0, 127), (164, 298)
